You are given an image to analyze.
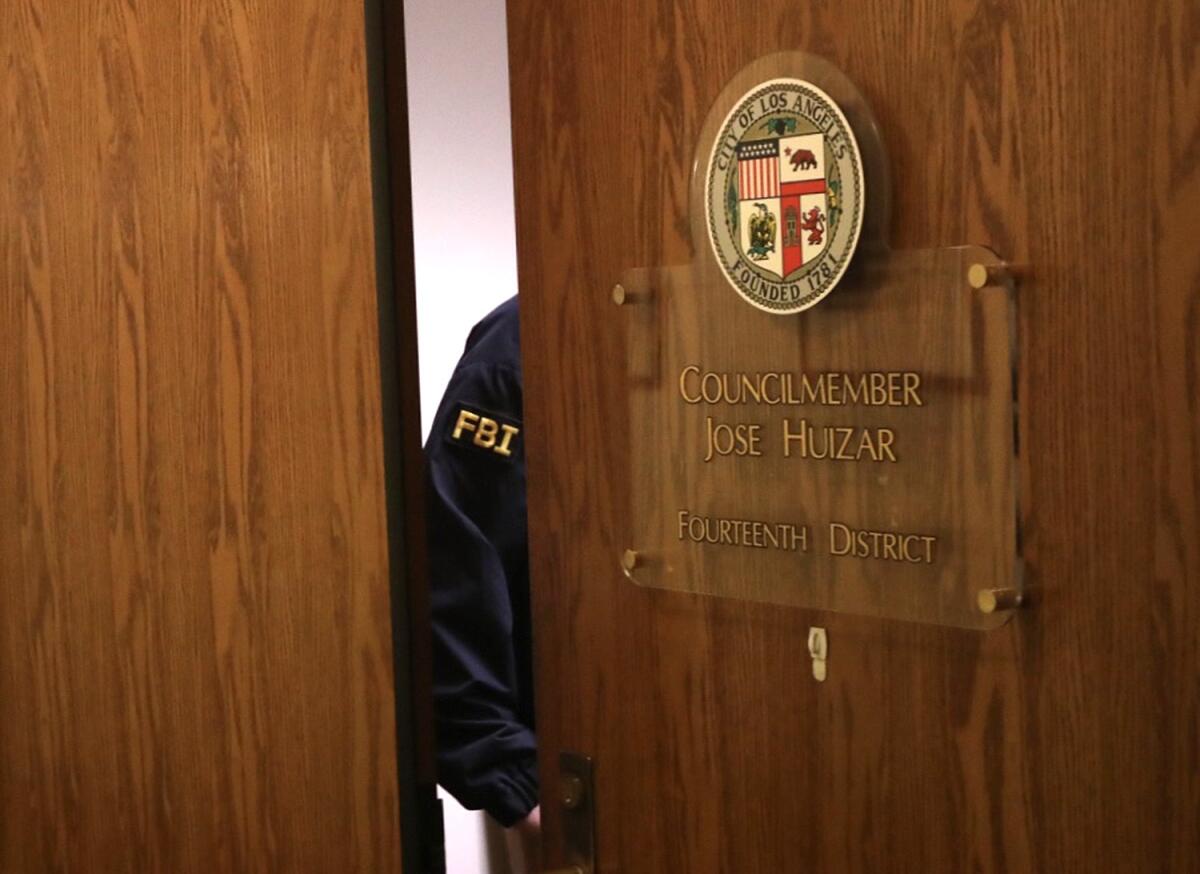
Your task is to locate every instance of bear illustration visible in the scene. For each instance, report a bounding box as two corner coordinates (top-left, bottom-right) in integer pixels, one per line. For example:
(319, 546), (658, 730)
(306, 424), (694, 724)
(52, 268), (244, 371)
(789, 148), (818, 171)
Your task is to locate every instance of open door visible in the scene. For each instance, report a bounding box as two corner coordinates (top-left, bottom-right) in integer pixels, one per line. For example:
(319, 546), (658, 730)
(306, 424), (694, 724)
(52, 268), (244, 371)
(509, 3), (1199, 872)
(0, 0), (438, 870)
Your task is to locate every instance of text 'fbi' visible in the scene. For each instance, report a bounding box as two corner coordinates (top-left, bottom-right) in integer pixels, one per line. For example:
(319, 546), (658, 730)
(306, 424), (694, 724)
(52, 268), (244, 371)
(452, 408), (520, 457)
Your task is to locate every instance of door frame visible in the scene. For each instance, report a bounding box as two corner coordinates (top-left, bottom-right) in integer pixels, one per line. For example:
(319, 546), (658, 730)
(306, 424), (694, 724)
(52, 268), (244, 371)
(364, 0), (443, 870)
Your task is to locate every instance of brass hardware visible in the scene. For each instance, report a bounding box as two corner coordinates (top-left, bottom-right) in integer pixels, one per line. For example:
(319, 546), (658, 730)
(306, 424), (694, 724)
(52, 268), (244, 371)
(967, 262), (998, 288)
(560, 774), (585, 811)
(557, 752), (596, 873)
(967, 261), (1018, 289)
(977, 587), (1023, 614)
(621, 548), (640, 572)
(807, 627), (828, 682)
(612, 282), (654, 305)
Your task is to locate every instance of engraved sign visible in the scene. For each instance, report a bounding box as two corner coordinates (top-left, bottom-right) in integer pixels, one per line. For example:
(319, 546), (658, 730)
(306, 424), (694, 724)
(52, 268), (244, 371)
(617, 53), (1021, 629)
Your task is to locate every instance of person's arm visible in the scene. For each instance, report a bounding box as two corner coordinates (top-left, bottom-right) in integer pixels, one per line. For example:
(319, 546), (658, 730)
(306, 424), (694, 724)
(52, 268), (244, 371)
(506, 804), (542, 871)
(424, 363), (538, 828)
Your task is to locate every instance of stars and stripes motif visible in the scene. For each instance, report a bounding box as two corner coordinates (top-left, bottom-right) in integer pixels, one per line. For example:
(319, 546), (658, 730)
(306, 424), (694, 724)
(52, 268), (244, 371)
(736, 139), (780, 200)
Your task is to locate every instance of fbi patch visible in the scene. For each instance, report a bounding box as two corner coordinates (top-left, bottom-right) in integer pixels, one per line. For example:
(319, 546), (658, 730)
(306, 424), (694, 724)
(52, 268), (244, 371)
(704, 76), (865, 314)
(448, 406), (521, 460)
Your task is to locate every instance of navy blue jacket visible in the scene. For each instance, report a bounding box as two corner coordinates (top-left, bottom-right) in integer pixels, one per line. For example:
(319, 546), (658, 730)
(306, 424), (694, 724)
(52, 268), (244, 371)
(424, 297), (537, 827)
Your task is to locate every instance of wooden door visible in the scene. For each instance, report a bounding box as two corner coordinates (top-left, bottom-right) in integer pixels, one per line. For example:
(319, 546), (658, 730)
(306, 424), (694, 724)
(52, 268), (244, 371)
(508, 2), (1200, 872)
(0, 0), (427, 870)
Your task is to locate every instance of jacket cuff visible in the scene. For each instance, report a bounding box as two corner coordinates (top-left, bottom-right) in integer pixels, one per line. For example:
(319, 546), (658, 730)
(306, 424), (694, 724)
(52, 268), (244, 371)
(486, 754), (540, 827)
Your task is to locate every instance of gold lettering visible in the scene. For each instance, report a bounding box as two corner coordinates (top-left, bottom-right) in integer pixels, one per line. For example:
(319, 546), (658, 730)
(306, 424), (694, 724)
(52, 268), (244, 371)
(721, 373), (739, 404)
(739, 520), (754, 546)
(808, 424), (830, 458)
(898, 534), (934, 562)
(676, 370), (925, 407)
(886, 372), (902, 406)
(857, 429), (878, 461)
(828, 523), (938, 564)
(877, 428), (897, 462)
(740, 374), (762, 404)
(760, 373), (780, 404)
(829, 522), (851, 555)
(919, 535), (936, 562)
(782, 419), (897, 462)
(858, 530), (873, 556)
(784, 373), (801, 404)
(495, 423), (520, 456)
(679, 365), (702, 403)
(706, 416), (763, 462)
(800, 374), (824, 405)
(701, 372), (723, 404)
(845, 374), (867, 405)
(740, 424), (763, 456)
(452, 409), (479, 439)
(782, 417), (806, 457)
(869, 372), (887, 405)
(474, 417), (499, 449)
(904, 372), (923, 406)
(678, 510), (810, 553)
(835, 427), (854, 459)
(826, 375), (843, 405)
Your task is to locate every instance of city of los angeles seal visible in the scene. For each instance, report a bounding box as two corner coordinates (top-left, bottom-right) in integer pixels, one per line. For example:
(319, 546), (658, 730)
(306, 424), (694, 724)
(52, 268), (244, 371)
(705, 78), (865, 314)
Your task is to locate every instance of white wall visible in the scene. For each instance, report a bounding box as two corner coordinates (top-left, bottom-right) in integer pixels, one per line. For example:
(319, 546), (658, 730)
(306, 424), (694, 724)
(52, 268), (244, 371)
(405, 0), (520, 439)
(404, 0), (519, 871)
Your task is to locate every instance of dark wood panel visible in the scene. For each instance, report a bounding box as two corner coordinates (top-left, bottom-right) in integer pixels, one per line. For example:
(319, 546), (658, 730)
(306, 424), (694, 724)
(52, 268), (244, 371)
(508, 1), (1200, 871)
(0, 0), (403, 870)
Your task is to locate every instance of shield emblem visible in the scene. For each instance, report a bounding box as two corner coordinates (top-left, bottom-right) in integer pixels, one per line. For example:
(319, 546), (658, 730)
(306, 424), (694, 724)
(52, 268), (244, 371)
(736, 132), (828, 280)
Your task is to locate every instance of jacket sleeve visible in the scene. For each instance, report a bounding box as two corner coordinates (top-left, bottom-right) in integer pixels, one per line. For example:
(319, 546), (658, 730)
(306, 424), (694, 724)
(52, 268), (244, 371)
(424, 362), (538, 827)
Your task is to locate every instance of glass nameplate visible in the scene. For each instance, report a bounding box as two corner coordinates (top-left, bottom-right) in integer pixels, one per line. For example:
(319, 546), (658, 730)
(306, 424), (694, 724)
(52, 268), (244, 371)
(618, 246), (1020, 629)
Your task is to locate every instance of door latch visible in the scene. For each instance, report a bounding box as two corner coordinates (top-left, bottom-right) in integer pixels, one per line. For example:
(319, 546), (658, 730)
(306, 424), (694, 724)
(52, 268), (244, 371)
(551, 752), (595, 874)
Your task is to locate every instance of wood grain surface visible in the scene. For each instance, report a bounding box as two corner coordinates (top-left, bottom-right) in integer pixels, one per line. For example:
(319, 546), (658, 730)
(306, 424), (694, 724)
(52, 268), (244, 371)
(1, 0), (403, 870)
(507, 1), (1200, 871)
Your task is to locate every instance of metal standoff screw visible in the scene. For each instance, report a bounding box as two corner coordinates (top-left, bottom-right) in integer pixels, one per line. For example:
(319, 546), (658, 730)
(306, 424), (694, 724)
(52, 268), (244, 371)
(611, 283), (627, 305)
(621, 548), (640, 572)
(967, 262), (1011, 290)
(977, 587), (1023, 614)
(560, 774), (586, 810)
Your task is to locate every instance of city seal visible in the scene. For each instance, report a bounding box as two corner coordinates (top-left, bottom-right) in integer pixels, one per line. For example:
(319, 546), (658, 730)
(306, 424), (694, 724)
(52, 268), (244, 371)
(705, 77), (865, 314)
